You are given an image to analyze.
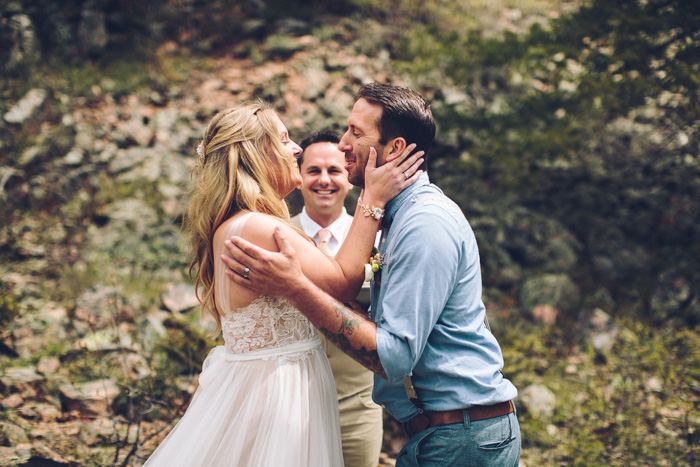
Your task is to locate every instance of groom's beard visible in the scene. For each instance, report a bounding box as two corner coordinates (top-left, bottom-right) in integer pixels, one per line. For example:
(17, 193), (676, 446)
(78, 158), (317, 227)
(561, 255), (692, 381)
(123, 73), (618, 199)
(346, 144), (385, 188)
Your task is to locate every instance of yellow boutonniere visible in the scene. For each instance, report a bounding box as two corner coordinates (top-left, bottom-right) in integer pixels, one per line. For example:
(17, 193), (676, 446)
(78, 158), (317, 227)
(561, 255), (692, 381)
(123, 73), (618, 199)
(364, 247), (385, 282)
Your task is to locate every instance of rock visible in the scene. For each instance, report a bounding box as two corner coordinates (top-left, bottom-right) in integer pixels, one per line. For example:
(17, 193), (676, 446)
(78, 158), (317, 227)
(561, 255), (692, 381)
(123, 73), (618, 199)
(4, 89), (48, 124)
(2, 13), (39, 72)
(519, 384), (556, 418)
(108, 147), (150, 173)
(72, 285), (136, 331)
(297, 57), (330, 101)
(465, 201), (581, 290)
(0, 166), (18, 198)
(262, 34), (307, 59)
(22, 444), (76, 466)
(59, 379), (121, 416)
(500, 207), (581, 271)
(23, 401), (62, 422)
(62, 147), (85, 165)
(97, 141), (119, 163)
(646, 376), (663, 393)
(1, 393), (24, 409)
(153, 109), (193, 147)
(4, 302), (69, 359)
(73, 121), (98, 151)
(650, 269), (693, 323)
(76, 327), (134, 352)
(587, 308), (613, 333)
(162, 282), (199, 313)
(106, 351), (151, 380)
(77, 0), (108, 57)
(17, 145), (44, 167)
(532, 304), (558, 326)
(79, 417), (118, 446)
(0, 421), (29, 446)
(115, 115), (155, 148)
(0, 366), (43, 393)
(582, 308), (620, 353)
(86, 198), (161, 255)
(518, 273), (580, 317)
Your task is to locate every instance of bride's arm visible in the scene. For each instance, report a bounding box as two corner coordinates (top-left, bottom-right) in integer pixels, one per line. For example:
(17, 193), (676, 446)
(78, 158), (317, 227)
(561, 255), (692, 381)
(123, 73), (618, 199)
(328, 144), (424, 297)
(231, 145), (423, 303)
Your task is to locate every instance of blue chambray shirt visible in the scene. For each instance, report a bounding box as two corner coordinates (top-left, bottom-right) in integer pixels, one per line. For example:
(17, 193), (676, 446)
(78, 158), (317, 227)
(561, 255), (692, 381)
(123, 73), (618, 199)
(370, 172), (518, 422)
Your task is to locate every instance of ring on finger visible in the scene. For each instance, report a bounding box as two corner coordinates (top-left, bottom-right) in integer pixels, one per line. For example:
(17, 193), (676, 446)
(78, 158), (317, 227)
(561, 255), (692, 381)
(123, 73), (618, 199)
(403, 171), (409, 180)
(243, 267), (250, 279)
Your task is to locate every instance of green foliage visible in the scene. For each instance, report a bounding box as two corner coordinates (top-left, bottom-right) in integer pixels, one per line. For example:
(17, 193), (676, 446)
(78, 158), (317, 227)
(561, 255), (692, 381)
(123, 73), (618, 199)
(383, 0), (700, 325)
(498, 313), (700, 465)
(0, 292), (21, 332)
(153, 315), (213, 378)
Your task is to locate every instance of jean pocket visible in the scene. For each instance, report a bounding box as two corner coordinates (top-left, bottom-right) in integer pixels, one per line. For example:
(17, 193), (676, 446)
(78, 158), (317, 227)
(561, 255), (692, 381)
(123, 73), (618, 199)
(476, 414), (519, 452)
(479, 435), (517, 451)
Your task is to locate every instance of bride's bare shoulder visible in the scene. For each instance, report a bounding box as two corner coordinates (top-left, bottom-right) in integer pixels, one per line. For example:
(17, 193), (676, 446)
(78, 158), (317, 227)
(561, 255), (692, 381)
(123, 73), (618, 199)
(214, 212), (289, 250)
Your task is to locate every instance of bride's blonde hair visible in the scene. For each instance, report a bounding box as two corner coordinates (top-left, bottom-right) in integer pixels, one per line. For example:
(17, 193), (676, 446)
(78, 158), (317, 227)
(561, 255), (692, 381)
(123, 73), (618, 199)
(185, 102), (297, 335)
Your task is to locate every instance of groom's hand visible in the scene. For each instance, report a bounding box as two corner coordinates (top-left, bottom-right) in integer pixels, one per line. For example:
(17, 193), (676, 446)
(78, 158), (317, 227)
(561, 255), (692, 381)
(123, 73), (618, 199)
(221, 227), (308, 298)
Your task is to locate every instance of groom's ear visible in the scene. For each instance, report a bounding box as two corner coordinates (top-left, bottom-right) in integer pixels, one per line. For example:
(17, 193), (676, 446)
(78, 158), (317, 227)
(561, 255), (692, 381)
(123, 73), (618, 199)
(384, 137), (407, 163)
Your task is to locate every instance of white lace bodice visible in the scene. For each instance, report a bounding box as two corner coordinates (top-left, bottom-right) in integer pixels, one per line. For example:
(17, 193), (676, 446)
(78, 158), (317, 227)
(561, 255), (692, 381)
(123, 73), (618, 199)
(214, 213), (318, 354)
(221, 295), (318, 354)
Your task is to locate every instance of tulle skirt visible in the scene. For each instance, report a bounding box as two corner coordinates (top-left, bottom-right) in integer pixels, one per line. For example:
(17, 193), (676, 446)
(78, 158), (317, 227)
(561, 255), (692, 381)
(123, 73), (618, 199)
(143, 340), (344, 467)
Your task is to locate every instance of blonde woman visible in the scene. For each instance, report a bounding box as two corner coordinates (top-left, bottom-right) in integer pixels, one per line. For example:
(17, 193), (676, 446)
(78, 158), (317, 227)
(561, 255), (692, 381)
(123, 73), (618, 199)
(144, 102), (423, 466)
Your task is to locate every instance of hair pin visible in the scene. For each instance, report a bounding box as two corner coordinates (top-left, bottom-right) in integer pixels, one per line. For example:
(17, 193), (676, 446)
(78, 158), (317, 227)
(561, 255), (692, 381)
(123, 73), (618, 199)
(196, 143), (205, 161)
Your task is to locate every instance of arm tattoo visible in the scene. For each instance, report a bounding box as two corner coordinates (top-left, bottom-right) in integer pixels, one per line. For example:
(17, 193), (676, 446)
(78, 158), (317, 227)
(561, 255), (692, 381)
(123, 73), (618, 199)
(320, 327), (387, 380)
(333, 301), (360, 335)
(318, 297), (387, 380)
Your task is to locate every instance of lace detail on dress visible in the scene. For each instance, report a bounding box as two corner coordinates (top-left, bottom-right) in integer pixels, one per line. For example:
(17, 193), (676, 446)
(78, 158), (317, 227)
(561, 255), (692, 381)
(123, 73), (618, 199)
(221, 295), (318, 354)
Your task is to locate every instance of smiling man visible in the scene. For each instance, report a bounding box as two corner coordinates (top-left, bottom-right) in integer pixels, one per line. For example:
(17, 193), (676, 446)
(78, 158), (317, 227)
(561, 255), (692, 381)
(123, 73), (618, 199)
(291, 130), (383, 467)
(295, 130), (352, 244)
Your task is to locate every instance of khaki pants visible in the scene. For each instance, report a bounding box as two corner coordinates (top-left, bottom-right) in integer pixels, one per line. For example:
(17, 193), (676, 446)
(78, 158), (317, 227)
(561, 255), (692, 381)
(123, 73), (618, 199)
(338, 387), (384, 467)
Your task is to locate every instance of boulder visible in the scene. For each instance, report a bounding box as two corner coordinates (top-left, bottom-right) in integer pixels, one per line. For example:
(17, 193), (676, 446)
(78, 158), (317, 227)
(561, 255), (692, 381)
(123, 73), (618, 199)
(77, 0), (108, 57)
(519, 384), (556, 419)
(2, 13), (40, 72)
(4, 89), (48, 124)
(162, 282), (199, 313)
(0, 421), (29, 447)
(0, 366), (43, 394)
(59, 379), (121, 416)
(518, 273), (581, 318)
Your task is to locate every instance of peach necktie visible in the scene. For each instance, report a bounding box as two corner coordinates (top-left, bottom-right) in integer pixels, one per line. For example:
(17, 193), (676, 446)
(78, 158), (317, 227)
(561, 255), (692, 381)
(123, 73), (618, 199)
(317, 228), (332, 255)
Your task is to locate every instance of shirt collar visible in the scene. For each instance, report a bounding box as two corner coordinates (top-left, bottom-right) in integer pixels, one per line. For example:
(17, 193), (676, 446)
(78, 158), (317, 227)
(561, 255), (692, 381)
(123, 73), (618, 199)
(383, 171), (431, 228)
(299, 206), (349, 239)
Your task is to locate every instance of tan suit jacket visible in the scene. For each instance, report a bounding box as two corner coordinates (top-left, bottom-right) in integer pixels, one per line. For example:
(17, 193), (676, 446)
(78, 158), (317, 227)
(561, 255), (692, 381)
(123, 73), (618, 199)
(291, 213), (374, 400)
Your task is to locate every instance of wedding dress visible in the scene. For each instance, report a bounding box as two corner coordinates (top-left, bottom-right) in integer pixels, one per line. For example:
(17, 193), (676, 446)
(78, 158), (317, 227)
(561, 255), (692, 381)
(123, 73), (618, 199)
(143, 213), (344, 466)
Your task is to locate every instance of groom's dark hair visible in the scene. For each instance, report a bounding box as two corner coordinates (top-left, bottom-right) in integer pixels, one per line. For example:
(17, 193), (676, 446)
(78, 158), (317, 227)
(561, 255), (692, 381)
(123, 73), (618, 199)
(356, 83), (436, 158)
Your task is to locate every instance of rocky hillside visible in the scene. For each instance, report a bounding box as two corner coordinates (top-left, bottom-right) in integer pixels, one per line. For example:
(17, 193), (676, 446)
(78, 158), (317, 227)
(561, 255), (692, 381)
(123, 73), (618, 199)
(1, 1), (699, 465)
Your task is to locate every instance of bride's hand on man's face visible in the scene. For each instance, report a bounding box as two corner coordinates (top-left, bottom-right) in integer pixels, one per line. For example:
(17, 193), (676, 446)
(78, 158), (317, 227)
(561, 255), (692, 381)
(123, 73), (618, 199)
(363, 143), (424, 205)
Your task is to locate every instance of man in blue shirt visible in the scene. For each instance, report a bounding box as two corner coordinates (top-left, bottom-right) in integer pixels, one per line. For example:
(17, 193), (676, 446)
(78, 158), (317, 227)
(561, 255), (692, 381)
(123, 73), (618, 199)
(223, 83), (521, 466)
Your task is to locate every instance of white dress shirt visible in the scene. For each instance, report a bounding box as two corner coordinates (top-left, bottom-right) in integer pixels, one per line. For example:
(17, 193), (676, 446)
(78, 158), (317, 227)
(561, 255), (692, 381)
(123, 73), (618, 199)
(298, 207), (354, 257)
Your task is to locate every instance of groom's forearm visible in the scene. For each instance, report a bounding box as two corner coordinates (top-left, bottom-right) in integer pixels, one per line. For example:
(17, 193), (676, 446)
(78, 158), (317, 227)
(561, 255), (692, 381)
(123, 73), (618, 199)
(287, 278), (388, 380)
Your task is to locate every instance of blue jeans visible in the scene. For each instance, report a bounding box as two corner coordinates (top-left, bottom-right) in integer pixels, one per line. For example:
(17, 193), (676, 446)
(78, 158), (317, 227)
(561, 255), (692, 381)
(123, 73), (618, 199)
(396, 410), (521, 467)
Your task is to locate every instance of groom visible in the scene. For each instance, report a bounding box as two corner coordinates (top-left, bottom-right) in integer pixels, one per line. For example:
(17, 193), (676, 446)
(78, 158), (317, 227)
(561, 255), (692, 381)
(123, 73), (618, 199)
(223, 83), (521, 466)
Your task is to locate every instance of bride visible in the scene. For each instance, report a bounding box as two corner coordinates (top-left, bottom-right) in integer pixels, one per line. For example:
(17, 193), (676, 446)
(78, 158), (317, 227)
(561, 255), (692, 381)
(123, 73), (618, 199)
(143, 102), (422, 466)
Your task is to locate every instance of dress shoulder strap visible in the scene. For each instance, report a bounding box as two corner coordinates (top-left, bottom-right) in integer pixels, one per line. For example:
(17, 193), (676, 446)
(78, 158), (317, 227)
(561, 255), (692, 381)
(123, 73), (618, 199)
(214, 212), (256, 315)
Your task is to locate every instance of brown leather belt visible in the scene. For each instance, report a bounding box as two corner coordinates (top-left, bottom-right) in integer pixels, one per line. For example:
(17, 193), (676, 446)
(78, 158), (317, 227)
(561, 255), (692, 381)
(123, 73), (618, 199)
(402, 401), (514, 437)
